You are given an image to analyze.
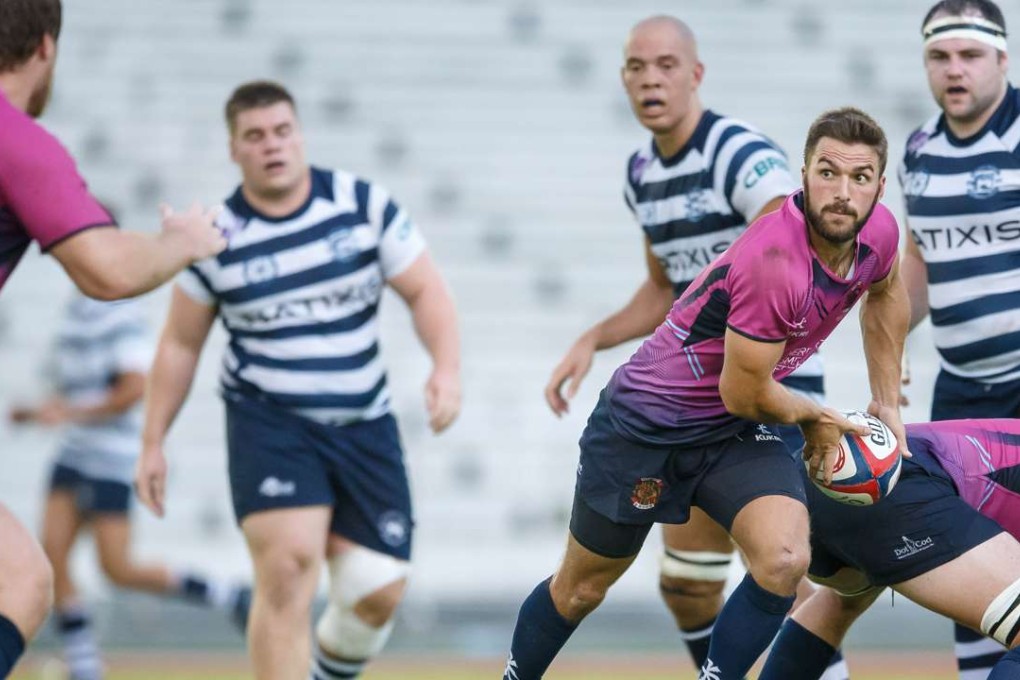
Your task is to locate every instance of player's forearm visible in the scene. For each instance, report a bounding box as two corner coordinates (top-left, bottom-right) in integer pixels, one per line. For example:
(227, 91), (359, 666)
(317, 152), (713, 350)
(588, 279), (673, 350)
(408, 278), (460, 375)
(901, 257), (930, 332)
(61, 230), (197, 301)
(721, 374), (823, 425)
(67, 376), (145, 423)
(141, 340), (202, 447)
(861, 280), (910, 408)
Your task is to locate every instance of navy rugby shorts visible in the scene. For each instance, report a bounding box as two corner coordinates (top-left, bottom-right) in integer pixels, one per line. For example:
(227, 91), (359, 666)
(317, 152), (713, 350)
(570, 393), (807, 559)
(49, 463), (132, 516)
(931, 369), (1020, 421)
(807, 449), (1003, 587)
(225, 395), (414, 560)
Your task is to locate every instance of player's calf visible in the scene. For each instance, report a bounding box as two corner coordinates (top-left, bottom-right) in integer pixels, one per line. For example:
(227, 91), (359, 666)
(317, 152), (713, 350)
(313, 546), (409, 679)
(659, 549), (731, 670)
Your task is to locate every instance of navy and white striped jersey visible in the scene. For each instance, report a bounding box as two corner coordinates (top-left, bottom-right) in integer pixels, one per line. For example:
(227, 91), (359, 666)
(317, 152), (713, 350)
(900, 85), (1020, 383)
(623, 110), (824, 400)
(51, 294), (151, 483)
(177, 166), (426, 426)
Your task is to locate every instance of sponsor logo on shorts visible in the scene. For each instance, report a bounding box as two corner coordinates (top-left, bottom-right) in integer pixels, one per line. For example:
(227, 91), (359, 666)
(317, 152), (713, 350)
(503, 652), (520, 680)
(631, 477), (664, 510)
(698, 658), (722, 680)
(754, 424), (781, 442)
(894, 535), (934, 559)
(258, 476), (296, 497)
(378, 510), (411, 547)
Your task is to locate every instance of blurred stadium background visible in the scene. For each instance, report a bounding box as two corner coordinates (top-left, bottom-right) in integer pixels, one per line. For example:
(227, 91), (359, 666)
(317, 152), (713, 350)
(0, 0), (993, 677)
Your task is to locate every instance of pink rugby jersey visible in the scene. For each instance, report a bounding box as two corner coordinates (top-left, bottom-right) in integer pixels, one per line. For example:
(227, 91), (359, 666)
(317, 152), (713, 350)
(907, 420), (1020, 540)
(606, 191), (900, 445)
(0, 92), (112, 292)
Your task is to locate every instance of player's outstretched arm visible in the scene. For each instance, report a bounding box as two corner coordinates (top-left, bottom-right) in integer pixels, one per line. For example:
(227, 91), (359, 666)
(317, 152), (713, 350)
(49, 204), (226, 301)
(136, 287), (218, 517)
(860, 258), (911, 458)
(388, 251), (461, 434)
(544, 237), (673, 415)
(900, 228), (930, 332)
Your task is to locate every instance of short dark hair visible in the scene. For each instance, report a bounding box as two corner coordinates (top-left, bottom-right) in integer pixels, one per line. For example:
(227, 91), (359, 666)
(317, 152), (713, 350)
(804, 107), (888, 174)
(224, 80), (296, 133)
(0, 0), (62, 72)
(922, 0), (1006, 34)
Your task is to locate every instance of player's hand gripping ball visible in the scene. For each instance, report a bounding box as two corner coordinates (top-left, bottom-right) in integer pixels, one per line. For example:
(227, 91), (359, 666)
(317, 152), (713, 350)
(808, 410), (902, 506)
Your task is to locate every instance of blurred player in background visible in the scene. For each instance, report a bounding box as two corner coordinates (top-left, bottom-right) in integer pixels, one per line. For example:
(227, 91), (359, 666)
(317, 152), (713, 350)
(0, 0), (226, 674)
(135, 81), (461, 680)
(8, 292), (248, 680)
(505, 107), (909, 680)
(760, 419), (1020, 679)
(900, 0), (1020, 675)
(543, 15), (845, 679)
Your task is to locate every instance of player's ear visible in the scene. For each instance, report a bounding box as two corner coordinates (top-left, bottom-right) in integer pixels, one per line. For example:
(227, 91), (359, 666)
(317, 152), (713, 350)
(692, 60), (705, 86)
(37, 33), (57, 64)
(878, 175), (886, 200)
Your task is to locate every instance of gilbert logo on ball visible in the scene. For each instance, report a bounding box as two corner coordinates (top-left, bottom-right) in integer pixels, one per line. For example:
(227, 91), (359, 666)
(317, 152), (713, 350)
(808, 410), (902, 506)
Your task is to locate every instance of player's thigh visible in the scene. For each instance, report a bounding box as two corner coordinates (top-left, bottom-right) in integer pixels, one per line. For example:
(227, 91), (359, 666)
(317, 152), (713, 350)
(242, 505), (333, 569)
(553, 532), (640, 604)
(894, 532), (1020, 634)
(661, 508), (733, 554)
(39, 490), (83, 562)
(0, 503), (51, 626)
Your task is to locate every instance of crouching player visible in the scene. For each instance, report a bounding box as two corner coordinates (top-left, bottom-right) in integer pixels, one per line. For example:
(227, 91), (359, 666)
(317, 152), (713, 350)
(760, 419), (1020, 679)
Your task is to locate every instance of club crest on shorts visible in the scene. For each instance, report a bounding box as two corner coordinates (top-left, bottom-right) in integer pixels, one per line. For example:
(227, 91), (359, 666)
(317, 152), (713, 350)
(631, 477), (664, 510)
(378, 510), (411, 547)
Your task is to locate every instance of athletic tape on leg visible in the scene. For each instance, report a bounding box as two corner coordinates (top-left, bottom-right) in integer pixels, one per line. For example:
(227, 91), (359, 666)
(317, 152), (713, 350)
(316, 546), (410, 660)
(660, 549), (733, 581)
(981, 576), (1020, 647)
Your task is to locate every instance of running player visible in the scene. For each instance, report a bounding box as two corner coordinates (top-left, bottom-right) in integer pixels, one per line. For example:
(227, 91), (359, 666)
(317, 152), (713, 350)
(9, 292), (248, 680)
(543, 15), (839, 676)
(503, 106), (909, 680)
(900, 1), (1020, 674)
(135, 81), (461, 680)
(760, 419), (1020, 680)
(0, 1), (224, 674)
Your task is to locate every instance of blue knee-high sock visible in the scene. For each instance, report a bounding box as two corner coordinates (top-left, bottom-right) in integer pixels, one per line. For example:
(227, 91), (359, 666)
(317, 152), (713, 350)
(701, 573), (795, 680)
(680, 616), (717, 671)
(759, 618), (836, 680)
(957, 622), (1006, 679)
(502, 578), (578, 680)
(0, 613), (25, 679)
(820, 647), (850, 680)
(988, 645), (1020, 679)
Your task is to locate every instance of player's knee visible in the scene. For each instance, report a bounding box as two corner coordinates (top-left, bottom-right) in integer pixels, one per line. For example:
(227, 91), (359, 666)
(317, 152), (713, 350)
(560, 577), (610, 619)
(316, 546), (409, 660)
(98, 553), (134, 587)
(752, 542), (809, 594)
(258, 549), (320, 609)
(981, 576), (1020, 649)
(658, 549), (731, 625)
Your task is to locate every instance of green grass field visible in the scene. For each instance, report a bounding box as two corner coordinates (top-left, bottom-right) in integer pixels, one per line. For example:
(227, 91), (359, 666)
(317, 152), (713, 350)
(11, 651), (960, 679)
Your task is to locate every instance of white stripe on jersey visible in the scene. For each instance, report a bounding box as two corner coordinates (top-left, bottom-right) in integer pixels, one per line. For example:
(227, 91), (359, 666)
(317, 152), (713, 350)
(180, 167), (425, 424)
(901, 91), (1020, 381)
(51, 295), (150, 482)
(635, 189), (732, 227)
(236, 355), (385, 396)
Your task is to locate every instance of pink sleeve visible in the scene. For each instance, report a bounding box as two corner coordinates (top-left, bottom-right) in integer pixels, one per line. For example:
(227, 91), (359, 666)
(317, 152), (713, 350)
(725, 245), (801, 343)
(0, 122), (113, 250)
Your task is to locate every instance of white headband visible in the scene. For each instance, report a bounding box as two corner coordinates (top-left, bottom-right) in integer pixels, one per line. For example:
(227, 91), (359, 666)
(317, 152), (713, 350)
(923, 15), (1008, 52)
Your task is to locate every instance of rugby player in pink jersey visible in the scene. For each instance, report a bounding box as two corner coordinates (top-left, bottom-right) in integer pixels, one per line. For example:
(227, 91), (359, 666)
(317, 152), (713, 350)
(0, 1), (225, 674)
(760, 419), (1020, 679)
(502, 107), (910, 680)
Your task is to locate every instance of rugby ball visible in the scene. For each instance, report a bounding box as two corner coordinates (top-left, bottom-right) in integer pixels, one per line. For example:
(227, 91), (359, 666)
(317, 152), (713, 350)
(807, 410), (901, 506)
